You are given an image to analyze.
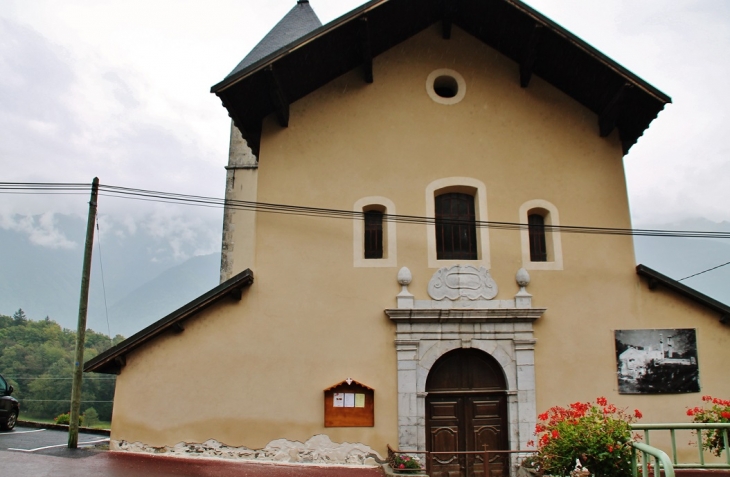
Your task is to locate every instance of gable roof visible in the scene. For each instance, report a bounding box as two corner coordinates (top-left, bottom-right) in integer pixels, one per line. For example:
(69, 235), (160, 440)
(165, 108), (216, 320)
(211, 0), (671, 158)
(84, 269), (254, 375)
(636, 264), (730, 325)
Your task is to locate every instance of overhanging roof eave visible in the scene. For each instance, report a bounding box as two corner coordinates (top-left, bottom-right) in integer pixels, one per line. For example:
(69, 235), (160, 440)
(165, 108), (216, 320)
(84, 268), (254, 374)
(636, 264), (730, 318)
(504, 0), (671, 104)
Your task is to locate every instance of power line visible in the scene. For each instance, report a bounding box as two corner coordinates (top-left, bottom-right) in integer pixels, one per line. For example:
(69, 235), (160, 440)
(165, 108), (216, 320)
(3, 181), (730, 239)
(94, 214), (114, 346)
(678, 261), (730, 281)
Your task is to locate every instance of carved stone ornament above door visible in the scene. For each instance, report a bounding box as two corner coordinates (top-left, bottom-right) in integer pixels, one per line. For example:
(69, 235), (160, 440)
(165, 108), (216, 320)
(427, 265), (498, 301)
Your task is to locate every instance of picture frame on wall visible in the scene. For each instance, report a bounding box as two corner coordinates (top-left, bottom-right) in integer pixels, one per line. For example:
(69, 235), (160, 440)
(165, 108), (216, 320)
(614, 328), (700, 394)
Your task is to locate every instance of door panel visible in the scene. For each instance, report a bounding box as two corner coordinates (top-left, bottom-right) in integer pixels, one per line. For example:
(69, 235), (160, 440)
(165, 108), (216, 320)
(429, 399), (463, 476)
(467, 397), (507, 477)
(427, 394), (508, 477)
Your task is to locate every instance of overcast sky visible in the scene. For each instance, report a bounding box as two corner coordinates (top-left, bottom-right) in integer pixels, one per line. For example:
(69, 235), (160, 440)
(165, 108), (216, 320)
(1, 0), (729, 252)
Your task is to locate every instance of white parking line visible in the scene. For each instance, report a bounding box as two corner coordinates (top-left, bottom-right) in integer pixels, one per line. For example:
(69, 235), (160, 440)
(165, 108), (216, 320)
(9, 437), (109, 452)
(0, 429), (46, 436)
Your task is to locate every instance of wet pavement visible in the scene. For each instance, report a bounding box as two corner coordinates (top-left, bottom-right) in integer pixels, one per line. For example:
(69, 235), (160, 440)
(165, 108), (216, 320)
(0, 425), (107, 453)
(0, 426), (385, 476)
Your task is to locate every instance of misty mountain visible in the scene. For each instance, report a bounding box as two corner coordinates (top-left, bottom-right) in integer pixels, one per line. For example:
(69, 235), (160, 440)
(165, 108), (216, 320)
(0, 213), (221, 337)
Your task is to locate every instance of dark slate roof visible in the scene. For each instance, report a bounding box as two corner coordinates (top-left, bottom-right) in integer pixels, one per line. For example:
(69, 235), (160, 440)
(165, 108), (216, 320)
(84, 269), (254, 375)
(211, 0), (671, 158)
(226, 1), (322, 78)
(636, 264), (730, 324)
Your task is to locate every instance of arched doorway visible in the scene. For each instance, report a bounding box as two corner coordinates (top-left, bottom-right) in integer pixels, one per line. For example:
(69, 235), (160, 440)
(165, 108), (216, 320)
(426, 348), (508, 477)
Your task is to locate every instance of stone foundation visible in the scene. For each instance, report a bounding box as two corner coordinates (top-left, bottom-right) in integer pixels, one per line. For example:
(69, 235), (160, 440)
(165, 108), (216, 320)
(111, 434), (382, 466)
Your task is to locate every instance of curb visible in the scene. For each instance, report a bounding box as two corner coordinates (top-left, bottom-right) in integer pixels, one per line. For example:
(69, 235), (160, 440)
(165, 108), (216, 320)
(18, 420), (111, 436)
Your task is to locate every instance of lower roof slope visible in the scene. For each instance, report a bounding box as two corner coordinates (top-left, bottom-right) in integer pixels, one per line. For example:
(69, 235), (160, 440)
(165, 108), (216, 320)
(84, 269), (254, 375)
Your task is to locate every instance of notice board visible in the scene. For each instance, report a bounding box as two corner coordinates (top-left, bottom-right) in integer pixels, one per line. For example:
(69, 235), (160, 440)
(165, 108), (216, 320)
(324, 379), (374, 427)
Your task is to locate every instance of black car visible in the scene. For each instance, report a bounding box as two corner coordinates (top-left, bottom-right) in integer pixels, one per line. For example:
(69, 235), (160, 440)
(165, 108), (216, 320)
(0, 374), (19, 431)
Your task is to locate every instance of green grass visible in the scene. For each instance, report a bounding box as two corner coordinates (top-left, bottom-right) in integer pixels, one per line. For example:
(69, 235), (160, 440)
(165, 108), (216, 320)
(19, 413), (111, 430)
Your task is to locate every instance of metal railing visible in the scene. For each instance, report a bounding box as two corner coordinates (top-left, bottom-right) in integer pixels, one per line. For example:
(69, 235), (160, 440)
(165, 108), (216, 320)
(387, 445), (536, 476)
(631, 423), (730, 469)
(631, 441), (675, 477)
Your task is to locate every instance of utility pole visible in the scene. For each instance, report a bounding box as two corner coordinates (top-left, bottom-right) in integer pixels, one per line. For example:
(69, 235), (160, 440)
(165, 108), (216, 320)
(68, 177), (99, 449)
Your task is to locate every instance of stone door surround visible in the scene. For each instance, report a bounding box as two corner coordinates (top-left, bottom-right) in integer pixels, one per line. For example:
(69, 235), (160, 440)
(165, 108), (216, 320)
(385, 266), (545, 453)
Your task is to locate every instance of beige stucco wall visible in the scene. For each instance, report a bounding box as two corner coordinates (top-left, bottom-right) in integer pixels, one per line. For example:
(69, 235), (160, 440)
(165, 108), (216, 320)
(108, 24), (729, 460)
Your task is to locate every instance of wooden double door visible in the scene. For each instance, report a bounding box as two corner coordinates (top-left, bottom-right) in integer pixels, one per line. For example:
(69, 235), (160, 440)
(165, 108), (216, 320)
(426, 349), (509, 477)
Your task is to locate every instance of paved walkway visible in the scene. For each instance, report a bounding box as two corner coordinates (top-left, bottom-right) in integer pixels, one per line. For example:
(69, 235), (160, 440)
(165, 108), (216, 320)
(0, 449), (386, 476)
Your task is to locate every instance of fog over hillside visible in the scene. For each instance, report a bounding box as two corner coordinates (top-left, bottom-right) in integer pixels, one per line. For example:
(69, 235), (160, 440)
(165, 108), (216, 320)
(1, 214), (728, 339)
(0, 213), (221, 338)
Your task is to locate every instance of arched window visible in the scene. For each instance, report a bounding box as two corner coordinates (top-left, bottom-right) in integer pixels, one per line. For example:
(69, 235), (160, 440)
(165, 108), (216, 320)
(528, 213), (547, 262)
(353, 197), (397, 268)
(519, 200), (563, 270)
(364, 209), (384, 259)
(435, 193), (477, 260)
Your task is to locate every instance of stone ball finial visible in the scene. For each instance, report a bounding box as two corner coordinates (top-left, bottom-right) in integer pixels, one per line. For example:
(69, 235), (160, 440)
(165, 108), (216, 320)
(516, 268), (530, 288)
(397, 267), (412, 286)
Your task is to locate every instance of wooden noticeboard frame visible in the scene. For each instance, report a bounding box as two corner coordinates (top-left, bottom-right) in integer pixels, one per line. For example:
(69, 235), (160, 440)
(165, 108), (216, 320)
(324, 379), (374, 427)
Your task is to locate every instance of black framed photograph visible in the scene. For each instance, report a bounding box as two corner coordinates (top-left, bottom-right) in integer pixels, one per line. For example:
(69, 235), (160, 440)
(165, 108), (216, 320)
(615, 329), (699, 394)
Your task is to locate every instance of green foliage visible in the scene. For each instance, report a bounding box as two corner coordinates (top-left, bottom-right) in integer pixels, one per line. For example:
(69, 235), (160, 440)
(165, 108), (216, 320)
(12, 308), (27, 324)
(0, 312), (123, 422)
(54, 412), (83, 426)
(83, 407), (100, 427)
(687, 395), (730, 457)
(532, 397), (642, 477)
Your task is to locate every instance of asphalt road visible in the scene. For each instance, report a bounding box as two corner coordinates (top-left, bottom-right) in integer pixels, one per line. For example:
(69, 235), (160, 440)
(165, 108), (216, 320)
(0, 425), (385, 476)
(0, 425), (108, 454)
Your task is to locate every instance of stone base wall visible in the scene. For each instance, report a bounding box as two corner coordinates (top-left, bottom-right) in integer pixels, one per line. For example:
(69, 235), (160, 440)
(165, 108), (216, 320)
(111, 434), (382, 466)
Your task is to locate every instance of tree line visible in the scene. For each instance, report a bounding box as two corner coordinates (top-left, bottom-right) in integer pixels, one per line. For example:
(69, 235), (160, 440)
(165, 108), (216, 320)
(0, 309), (124, 422)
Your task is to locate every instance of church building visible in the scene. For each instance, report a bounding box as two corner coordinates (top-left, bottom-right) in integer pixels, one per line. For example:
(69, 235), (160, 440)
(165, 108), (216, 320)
(85, 1), (730, 474)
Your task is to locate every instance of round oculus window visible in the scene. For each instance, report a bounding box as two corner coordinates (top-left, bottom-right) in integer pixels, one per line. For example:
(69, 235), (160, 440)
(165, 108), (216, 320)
(426, 69), (466, 105)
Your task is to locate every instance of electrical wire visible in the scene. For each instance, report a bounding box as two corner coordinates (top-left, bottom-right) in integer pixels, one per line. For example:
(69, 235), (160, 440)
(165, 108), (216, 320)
(3, 181), (730, 239)
(94, 214), (114, 347)
(678, 261), (730, 282)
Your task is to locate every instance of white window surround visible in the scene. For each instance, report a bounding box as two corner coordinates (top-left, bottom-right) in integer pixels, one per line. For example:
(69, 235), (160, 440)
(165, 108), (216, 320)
(426, 177), (490, 269)
(353, 196), (397, 267)
(519, 199), (564, 270)
(426, 68), (466, 105)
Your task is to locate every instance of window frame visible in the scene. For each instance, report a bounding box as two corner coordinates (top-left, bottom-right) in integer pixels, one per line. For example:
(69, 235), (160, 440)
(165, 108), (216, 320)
(435, 192), (478, 260)
(363, 208), (384, 259)
(426, 177), (490, 269)
(519, 199), (563, 270)
(353, 197), (397, 268)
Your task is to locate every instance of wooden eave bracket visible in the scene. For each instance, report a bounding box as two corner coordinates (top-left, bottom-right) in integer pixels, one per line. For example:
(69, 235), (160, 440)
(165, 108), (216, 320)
(520, 23), (544, 88)
(599, 82), (632, 137)
(229, 286), (243, 301)
(442, 0), (456, 39)
(173, 322), (185, 333)
(111, 355), (126, 374)
(266, 65), (290, 128)
(720, 314), (729, 325)
(359, 16), (373, 83)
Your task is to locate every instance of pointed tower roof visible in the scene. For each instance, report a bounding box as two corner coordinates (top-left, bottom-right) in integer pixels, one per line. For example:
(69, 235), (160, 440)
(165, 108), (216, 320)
(226, 0), (321, 79)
